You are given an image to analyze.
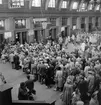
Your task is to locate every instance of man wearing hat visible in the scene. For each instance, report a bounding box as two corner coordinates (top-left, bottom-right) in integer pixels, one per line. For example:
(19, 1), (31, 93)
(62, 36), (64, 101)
(87, 70), (95, 95)
(78, 75), (89, 102)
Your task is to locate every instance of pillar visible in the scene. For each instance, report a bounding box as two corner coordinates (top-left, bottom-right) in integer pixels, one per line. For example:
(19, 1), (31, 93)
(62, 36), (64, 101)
(67, 17), (72, 36)
(67, 17), (72, 29)
(45, 29), (49, 40)
(56, 17), (62, 36)
(5, 17), (15, 42)
(98, 17), (101, 28)
(76, 17), (81, 29)
(26, 17), (34, 43)
(85, 17), (89, 32)
(92, 17), (96, 28)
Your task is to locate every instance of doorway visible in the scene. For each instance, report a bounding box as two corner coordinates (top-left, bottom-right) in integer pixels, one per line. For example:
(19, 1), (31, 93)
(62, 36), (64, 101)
(15, 31), (27, 44)
(0, 34), (4, 44)
(22, 32), (27, 44)
(89, 23), (92, 32)
(15, 32), (20, 43)
(34, 30), (38, 43)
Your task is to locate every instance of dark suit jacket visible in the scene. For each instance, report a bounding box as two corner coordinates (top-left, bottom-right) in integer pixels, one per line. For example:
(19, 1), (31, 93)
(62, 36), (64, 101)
(97, 89), (101, 105)
(25, 79), (34, 91)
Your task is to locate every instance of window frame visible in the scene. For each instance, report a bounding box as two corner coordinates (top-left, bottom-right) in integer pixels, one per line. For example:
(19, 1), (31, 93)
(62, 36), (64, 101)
(48, 0), (56, 8)
(15, 19), (26, 29)
(72, 1), (78, 10)
(0, 0), (2, 4)
(61, 1), (67, 9)
(95, 4), (100, 11)
(32, 0), (41, 7)
(9, 0), (24, 9)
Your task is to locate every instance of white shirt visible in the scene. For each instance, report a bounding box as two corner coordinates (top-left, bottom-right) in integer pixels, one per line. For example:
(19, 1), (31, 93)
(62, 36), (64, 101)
(0, 78), (3, 85)
(81, 43), (86, 51)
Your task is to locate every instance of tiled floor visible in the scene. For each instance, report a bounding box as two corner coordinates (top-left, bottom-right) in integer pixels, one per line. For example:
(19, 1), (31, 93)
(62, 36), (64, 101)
(0, 62), (62, 105)
(0, 43), (78, 105)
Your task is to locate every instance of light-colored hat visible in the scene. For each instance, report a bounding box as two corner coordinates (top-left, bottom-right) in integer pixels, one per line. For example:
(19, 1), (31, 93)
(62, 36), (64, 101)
(66, 78), (72, 84)
(76, 101), (84, 105)
(88, 70), (94, 75)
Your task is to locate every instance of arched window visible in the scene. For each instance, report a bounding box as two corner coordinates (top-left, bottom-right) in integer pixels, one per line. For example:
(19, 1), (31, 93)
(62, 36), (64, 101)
(48, 0), (56, 8)
(9, 0), (24, 8)
(88, 4), (93, 10)
(0, 0), (2, 4)
(32, 0), (41, 7)
(72, 2), (78, 9)
(95, 4), (100, 11)
(61, 1), (67, 9)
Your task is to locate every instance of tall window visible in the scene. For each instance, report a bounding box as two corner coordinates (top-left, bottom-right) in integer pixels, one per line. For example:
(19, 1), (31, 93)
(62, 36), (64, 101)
(32, 0), (41, 7)
(81, 3), (86, 10)
(61, 1), (67, 9)
(0, 0), (2, 4)
(88, 4), (93, 10)
(0, 20), (4, 30)
(79, 3), (87, 11)
(95, 4), (100, 11)
(48, 0), (56, 8)
(72, 2), (78, 9)
(9, 0), (24, 8)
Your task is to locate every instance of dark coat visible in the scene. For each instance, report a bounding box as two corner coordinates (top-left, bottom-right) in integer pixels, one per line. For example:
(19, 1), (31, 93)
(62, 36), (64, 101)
(97, 89), (101, 105)
(25, 79), (34, 91)
(18, 87), (28, 100)
(45, 65), (54, 86)
(14, 55), (19, 65)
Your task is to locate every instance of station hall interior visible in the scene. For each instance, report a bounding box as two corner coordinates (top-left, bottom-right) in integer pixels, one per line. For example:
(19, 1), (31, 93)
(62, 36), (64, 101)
(0, 0), (101, 105)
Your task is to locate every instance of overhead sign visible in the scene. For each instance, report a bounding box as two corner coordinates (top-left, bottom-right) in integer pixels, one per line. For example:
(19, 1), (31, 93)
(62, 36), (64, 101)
(33, 18), (47, 23)
(4, 32), (12, 39)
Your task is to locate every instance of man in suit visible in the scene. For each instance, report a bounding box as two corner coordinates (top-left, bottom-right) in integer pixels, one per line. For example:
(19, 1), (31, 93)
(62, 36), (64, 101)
(25, 75), (36, 96)
(97, 82), (101, 105)
(14, 52), (20, 70)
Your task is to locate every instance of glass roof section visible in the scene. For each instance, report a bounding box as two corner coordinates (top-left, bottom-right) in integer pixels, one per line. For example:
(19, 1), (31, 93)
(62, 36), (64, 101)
(72, 1), (78, 9)
(61, 1), (67, 9)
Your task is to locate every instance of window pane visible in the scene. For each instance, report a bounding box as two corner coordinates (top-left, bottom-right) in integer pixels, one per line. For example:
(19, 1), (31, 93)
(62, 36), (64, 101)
(88, 4), (93, 10)
(95, 4), (100, 10)
(32, 0), (41, 7)
(0, 20), (4, 29)
(10, 0), (24, 8)
(48, 0), (56, 8)
(72, 2), (78, 9)
(20, 0), (24, 6)
(82, 3), (86, 9)
(61, 1), (67, 8)
(0, 0), (2, 4)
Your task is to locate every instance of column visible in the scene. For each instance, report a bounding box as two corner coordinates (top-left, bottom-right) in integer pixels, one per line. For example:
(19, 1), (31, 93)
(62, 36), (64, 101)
(76, 17), (81, 29)
(67, 17), (72, 36)
(26, 17), (34, 43)
(20, 32), (22, 44)
(45, 29), (49, 41)
(98, 17), (101, 28)
(67, 17), (72, 29)
(56, 17), (62, 36)
(5, 17), (15, 42)
(92, 17), (96, 28)
(85, 17), (89, 32)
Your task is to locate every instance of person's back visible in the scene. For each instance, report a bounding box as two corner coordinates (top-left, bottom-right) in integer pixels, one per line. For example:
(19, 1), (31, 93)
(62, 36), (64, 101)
(25, 75), (36, 95)
(90, 92), (99, 105)
(25, 79), (34, 91)
(18, 82), (28, 100)
(97, 88), (101, 105)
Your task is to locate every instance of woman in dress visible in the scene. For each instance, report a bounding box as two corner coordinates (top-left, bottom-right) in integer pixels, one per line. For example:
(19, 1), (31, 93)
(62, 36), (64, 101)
(62, 78), (73, 105)
(55, 66), (63, 91)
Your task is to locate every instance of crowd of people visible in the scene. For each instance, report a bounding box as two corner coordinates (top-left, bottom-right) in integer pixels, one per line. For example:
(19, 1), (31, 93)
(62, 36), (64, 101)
(0, 32), (101, 105)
